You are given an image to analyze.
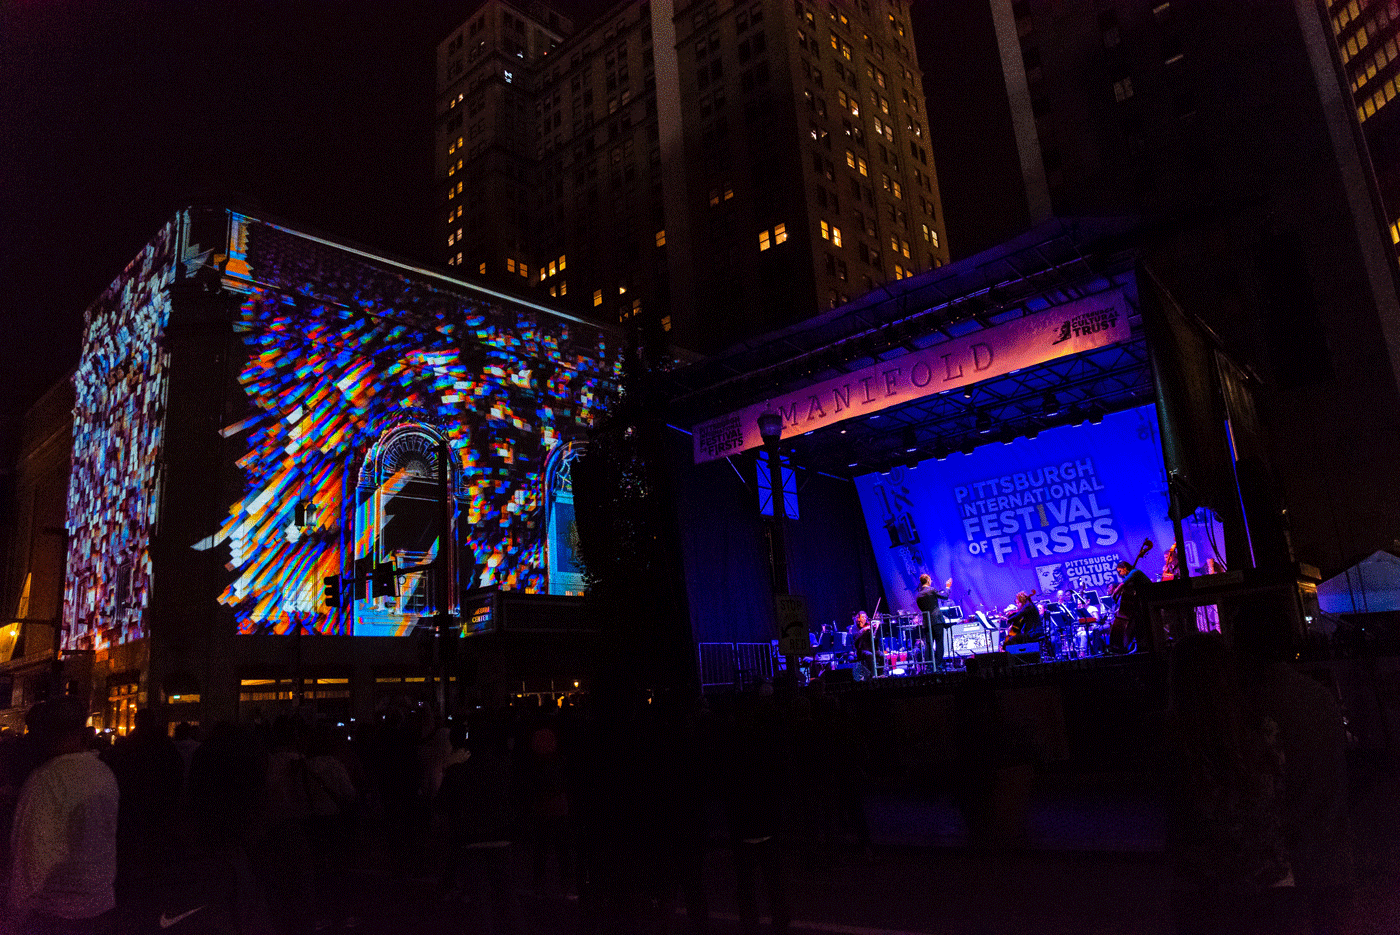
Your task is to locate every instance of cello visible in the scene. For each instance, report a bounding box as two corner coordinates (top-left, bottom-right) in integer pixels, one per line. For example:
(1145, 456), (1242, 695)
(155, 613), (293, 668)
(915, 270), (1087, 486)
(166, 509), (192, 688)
(1000, 589), (1039, 649)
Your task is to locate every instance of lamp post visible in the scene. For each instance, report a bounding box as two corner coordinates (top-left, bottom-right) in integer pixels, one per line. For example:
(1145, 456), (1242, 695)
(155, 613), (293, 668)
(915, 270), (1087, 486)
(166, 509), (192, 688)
(758, 411), (799, 686)
(758, 411), (788, 596)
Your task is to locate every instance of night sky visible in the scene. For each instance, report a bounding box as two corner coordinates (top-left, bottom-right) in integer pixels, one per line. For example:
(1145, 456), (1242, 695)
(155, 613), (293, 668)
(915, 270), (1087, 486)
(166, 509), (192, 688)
(0, 0), (1007, 456)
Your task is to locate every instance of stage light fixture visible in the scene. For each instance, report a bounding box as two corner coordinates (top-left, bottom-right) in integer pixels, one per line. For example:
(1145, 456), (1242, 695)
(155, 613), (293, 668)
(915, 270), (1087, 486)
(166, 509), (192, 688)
(976, 410), (993, 434)
(1042, 391), (1060, 417)
(933, 444), (949, 461)
(1086, 406), (1104, 425)
(847, 461), (860, 468)
(902, 428), (918, 452)
(962, 386), (973, 400)
(960, 440), (976, 455)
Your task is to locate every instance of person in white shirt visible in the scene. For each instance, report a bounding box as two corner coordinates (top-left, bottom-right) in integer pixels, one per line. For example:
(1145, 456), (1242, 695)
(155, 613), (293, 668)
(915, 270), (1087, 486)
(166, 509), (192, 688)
(8, 696), (119, 935)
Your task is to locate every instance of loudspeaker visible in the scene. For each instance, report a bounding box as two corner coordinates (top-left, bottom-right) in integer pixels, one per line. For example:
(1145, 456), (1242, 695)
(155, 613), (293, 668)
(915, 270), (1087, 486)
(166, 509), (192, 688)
(965, 652), (1009, 674)
(1005, 643), (1041, 664)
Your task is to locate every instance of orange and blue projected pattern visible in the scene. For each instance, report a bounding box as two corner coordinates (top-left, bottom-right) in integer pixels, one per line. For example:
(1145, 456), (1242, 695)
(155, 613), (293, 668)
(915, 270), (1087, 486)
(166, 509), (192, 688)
(64, 212), (619, 647)
(211, 219), (619, 636)
(63, 222), (178, 651)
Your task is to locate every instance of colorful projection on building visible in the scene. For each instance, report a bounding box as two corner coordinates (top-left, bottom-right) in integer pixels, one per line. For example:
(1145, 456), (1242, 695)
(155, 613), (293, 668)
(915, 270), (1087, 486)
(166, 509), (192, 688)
(63, 223), (177, 651)
(206, 216), (619, 636)
(63, 210), (619, 647)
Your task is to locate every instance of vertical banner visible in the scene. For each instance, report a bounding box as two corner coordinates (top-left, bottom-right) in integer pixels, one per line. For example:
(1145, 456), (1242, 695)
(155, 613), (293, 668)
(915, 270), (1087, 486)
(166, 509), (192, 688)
(854, 405), (1223, 615)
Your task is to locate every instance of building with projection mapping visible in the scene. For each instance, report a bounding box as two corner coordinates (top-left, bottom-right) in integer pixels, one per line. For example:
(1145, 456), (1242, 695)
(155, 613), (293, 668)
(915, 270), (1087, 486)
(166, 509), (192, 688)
(47, 206), (620, 728)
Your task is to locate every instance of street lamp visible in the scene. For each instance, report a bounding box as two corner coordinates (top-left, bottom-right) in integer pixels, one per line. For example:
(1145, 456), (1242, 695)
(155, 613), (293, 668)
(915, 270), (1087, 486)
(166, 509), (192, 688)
(758, 411), (798, 687)
(757, 411), (787, 594)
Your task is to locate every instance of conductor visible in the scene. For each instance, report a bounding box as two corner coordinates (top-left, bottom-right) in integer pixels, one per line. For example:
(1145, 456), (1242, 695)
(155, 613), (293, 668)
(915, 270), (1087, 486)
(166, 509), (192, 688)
(914, 574), (953, 670)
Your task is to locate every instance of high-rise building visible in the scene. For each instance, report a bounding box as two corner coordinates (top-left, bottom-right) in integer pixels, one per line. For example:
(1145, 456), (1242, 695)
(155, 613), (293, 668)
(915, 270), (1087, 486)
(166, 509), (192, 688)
(1322, 0), (1400, 258)
(433, 0), (950, 354)
(916, 0), (1400, 575)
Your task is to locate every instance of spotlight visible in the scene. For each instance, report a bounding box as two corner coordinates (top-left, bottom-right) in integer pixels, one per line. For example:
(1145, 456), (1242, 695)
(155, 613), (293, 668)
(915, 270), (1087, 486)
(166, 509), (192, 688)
(847, 461), (860, 468)
(962, 386), (973, 400)
(960, 440), (976, 455)
(976, 410), (993, 434)
(1042, 391), (1060, 417)
(902, 428), (918, 452)
(1086, 406), (1104, 425)
(933, 444), (950, 461)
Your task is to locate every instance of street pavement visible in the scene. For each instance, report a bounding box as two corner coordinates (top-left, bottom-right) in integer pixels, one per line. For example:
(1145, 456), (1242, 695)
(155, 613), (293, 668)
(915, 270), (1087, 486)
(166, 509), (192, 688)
(313, 764), (1398, 935)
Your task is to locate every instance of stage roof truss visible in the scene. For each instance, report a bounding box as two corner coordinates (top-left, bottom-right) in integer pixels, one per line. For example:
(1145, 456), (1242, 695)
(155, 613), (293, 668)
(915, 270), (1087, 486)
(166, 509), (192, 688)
(667, 219), (1153, 477)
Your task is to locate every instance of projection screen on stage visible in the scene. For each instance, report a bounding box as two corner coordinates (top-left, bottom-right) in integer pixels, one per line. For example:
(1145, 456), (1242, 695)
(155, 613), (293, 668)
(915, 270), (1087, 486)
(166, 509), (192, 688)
(854, 404), (1223, 615)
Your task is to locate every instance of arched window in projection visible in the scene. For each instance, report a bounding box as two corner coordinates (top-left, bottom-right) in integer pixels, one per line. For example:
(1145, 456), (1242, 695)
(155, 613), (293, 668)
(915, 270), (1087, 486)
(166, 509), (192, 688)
(543, 442), (586, 596)
(354, 421), (465, 635)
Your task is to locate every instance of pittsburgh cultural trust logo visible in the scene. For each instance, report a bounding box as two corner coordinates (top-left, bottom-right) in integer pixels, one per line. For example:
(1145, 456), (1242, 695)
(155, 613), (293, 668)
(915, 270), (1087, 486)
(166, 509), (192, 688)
(1051, 306), (1120, 345)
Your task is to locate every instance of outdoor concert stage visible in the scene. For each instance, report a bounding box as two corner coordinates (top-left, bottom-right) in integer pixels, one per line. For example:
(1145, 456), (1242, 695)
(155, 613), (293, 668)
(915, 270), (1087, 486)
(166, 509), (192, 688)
(663, 218), (1303, 689)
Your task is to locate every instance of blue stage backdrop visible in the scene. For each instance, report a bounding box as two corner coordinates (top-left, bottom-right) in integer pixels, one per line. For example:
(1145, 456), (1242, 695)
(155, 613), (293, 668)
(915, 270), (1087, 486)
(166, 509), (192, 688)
(855, 405), (1213, 616)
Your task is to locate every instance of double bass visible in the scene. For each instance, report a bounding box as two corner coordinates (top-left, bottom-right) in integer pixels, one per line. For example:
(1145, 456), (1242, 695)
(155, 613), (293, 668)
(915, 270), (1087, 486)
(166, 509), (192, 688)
(1108, 538), (1154, 652)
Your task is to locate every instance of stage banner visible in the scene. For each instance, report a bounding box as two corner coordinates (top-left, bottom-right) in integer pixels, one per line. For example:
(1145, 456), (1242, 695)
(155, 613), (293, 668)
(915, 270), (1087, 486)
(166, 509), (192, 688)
(692, 289), (1129, 463)
(853, 405), (1199, 617)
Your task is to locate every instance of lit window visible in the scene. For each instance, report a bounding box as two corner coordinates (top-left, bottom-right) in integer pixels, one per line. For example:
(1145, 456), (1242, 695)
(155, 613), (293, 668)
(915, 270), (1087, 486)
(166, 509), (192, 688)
(901, 240), (910, 258)
(455, 251), (463, 264)
(774, 222), (787, 244)
(661, 315), (672, 332)
(724, 187), (734, 201)
(559, 280), (567, 295)
(447, 233), (456, 246)
(558, 254), (566, 270)
(541, 268), (548, 282)
(550, 260), (558, 275)
(710, 189), (721, 206)
(479, 262), (487, 274)
(820, 220), (831, 240)
(593, 289), (604, 306)
(894, 263), (906, 279)
(507, 258), (516, 273)
(550, 285), (557, 296)
(520, 263), (529, 278)
(847, 150), (856, 168)
(655, 229), (667, 246)
(833, 226), (842, 247)
(504, 69), (514, 83)
(890, 235), (899, 253)
(759, 229), (772, 251)
(858, 157), (867, 176)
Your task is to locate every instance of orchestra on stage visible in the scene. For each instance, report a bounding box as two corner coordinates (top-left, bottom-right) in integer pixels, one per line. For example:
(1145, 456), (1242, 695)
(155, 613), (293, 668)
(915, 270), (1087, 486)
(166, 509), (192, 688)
(804, 539), (1168, 681)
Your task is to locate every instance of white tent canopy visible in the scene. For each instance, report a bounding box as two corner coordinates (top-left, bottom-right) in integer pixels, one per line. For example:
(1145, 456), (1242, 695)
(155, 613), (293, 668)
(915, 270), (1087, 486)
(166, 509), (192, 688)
(1317, 550), (1400, 614)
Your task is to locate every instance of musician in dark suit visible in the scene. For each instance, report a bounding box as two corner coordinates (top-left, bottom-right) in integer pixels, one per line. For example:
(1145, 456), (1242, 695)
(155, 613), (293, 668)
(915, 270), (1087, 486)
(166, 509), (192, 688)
(1002, 591), (1043, 649)
(914, 573), (952, 670)
(853, 612), (877, 679)
(1109, 560), (1152, 653)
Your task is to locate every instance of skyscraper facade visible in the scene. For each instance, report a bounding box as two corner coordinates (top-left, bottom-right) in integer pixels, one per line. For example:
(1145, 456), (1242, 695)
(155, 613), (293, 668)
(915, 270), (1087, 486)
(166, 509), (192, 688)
(1323, 0), (1400, 257)
(434, 0), (949, 354)
(927, 0), (1400, 575)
